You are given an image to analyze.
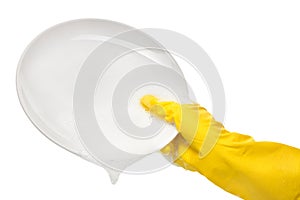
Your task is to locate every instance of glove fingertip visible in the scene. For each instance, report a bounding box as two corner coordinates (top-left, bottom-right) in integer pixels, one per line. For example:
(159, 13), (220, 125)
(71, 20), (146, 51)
(140, 95), (158, 110)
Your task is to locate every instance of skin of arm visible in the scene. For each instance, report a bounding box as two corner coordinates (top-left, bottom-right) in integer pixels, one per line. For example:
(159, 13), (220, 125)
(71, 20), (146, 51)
(140, 95), (300, 200)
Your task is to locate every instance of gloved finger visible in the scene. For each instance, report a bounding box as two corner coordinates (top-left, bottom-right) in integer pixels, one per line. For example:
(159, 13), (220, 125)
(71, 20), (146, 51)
(140, 95), (180, 124)
(160, 134), (198, 172)
(160, 134), (187, 156)
(140, 95), (200, 148)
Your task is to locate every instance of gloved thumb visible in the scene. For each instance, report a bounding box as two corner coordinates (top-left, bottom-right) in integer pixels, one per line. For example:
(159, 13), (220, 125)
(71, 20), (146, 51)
(140, 95), (199, 145)
(140, 95), (180, 124)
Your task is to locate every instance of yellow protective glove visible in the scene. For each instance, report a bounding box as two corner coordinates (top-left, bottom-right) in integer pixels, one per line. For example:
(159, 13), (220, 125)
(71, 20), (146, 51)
(140, 95), (300, 200)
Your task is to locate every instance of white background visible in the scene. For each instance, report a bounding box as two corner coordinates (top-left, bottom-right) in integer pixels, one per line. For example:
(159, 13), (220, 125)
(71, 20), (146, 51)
(1, 1), (300, 199)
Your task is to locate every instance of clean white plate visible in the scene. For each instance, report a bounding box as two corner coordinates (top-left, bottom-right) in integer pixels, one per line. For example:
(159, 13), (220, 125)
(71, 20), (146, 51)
(17, 19), (190, 176)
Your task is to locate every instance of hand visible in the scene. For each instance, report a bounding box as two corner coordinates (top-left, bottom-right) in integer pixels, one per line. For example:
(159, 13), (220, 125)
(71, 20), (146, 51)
(141, 95), (300, 200)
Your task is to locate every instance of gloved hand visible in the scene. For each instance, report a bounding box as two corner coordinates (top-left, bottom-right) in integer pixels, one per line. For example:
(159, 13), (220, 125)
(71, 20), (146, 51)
(140, 95), (300, 200)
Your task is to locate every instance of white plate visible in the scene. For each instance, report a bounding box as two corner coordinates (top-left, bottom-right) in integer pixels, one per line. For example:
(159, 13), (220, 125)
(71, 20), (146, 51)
(17, 19), (190, 177)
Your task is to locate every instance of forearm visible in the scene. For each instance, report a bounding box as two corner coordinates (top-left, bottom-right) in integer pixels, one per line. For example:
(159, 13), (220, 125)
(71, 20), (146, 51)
(193, 131), (300, 200)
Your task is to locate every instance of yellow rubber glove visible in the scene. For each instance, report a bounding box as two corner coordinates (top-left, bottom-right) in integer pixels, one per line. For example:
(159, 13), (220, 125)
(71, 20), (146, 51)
(140, 95), (300, 200)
